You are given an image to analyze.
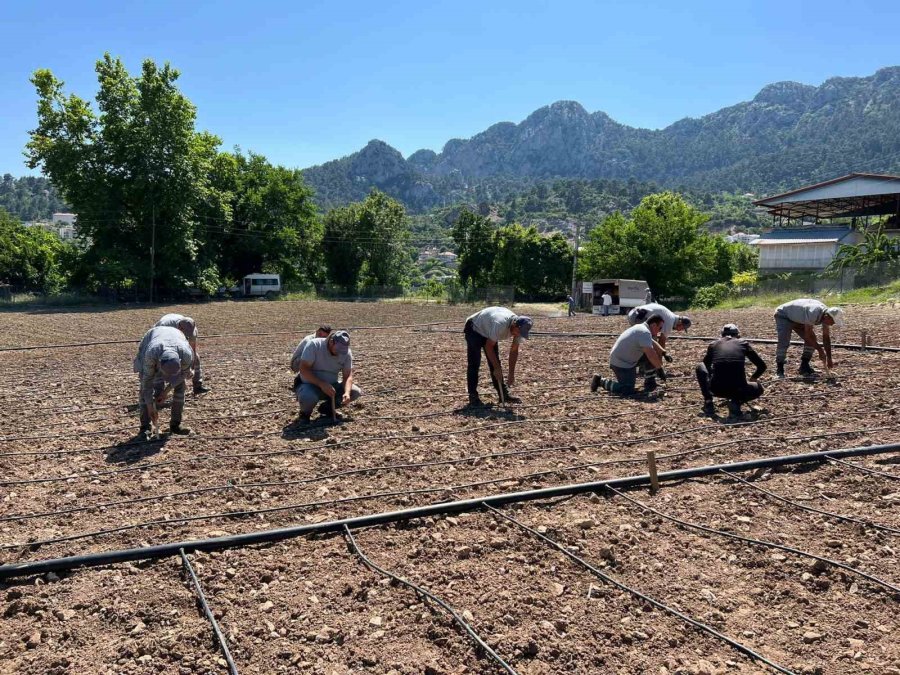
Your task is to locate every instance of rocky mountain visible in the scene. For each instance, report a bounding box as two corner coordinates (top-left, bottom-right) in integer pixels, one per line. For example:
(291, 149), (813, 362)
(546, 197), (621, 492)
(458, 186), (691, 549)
(302, 66), (900, 211)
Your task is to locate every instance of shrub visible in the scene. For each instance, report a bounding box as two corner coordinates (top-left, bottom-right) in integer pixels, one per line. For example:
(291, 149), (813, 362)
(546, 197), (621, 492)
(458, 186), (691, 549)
(692, 282), (732, 309)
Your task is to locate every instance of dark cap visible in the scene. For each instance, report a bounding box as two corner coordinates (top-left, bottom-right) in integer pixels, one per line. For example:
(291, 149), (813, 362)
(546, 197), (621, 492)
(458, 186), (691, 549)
(721, 323), (740, 338)
(678, 316), (692, 331)
(160, 351), (181, 379)
(514, 316), (533, 339)
(330, 330), (350, 354)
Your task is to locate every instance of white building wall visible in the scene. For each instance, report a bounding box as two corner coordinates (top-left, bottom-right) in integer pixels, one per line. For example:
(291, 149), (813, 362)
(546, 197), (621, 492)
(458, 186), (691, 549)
(758, 242), (838, 271)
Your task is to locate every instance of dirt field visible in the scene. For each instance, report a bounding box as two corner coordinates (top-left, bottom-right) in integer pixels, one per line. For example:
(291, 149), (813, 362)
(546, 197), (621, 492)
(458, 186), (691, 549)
(1, 299), (899, 675)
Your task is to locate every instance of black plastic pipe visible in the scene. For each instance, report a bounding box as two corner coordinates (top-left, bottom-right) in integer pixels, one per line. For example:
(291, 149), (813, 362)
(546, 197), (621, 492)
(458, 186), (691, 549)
(1, 441), (898, 580)
(180, 549), (239, 675)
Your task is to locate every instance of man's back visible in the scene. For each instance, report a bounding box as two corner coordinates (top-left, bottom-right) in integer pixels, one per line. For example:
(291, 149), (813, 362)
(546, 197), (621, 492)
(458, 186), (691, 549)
(705, 337), (764, 385)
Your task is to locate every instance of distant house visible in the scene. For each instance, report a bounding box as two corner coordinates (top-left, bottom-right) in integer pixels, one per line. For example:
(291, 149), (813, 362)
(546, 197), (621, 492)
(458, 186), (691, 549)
(52, 212), (76, 225)
(751, 227), (861, 272)
(725, 232), (760, 245)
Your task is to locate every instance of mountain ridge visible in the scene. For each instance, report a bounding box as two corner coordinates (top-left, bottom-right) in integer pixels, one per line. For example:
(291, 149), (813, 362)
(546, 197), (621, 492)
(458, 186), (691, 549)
(302, 66), (900, 211)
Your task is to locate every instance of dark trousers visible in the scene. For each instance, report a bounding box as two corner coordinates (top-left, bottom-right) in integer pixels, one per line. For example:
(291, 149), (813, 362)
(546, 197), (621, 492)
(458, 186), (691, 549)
(465, 320), (504, 398)
(139, 378), (185, 428)
(695, 363), (763, 405)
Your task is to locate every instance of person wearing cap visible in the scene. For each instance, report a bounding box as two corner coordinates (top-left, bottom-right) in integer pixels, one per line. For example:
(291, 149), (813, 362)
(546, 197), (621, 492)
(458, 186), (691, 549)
(626, 302), (691, 349)
(290, 325), (332, 390)
(134, 326), (194, 438)
(592, 315), (666, 395)
(464, 306), (533, 406)
(295, 330), (361, 422)
(155, 313), (208, 394)
(696, 324), (767, 417)
(773, 299), (844, 377)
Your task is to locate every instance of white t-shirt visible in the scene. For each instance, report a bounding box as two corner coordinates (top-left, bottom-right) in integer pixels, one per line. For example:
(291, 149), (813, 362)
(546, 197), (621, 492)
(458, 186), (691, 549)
(467, 307), (522, 344)
(776, 299), (826, 326)
(628, 303), (677, 336)
(601, 293), (612, 306)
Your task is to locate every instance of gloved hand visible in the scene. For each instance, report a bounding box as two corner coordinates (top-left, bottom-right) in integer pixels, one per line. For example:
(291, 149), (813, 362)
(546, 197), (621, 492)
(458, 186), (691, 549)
(663, 352), (673, 363)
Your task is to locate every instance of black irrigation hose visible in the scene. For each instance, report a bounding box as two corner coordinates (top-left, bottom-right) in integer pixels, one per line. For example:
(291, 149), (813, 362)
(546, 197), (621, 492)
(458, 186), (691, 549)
(482, 504), (795, 675)
(3, 442), (899, 580)
(721, 470), (900, 536)
(179, 549), (240, 675)
(342, 525), (519, 675)
(607, 487), (900, 596)
(825, 456), (900, 481)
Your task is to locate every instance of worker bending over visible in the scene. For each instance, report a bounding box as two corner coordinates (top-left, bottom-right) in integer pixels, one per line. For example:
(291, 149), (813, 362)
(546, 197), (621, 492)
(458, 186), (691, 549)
(295, 330), (361, 423)
(696, 323), (766, 418)
(627, 302), (691, 349)
(155, 313), (208, 394)
(774, 299), (844, 377)
(592, 315), (665, 395)
(135, 326), (194, 438)
(464, 306), (533, 406)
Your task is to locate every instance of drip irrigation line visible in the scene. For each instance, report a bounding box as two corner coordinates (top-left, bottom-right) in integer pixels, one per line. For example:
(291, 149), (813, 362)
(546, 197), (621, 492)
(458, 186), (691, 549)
(482, 504), (795, 675)
(342, 525), (518, 675)
(607, 487), (900, 597)
(414, 328), (900, 353)
(179, 549), (240, 675)
(825, 456), (900, 480)
(2, 442), (899, 579)
(720, 470), (900, 536)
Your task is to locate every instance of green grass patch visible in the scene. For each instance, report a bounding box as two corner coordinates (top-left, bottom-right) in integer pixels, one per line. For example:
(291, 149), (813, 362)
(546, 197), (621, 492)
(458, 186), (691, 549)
(707, 279), (900, 310)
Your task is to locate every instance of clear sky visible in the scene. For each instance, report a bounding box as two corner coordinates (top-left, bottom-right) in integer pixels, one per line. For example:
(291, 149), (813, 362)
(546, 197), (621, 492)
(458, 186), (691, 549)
(3, 0), (899, 175)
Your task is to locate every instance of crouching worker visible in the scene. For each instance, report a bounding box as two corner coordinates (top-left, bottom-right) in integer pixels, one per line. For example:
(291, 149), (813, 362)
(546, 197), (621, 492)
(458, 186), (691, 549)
(295, 330), (361, 423)
(290, 325), (332, 391)
(135, 326), (195, 438)
(155, 313), (208, 394)
(773, 299), (844, 377)
(697, 323), (766, 417)
(592, 315), (666, 395)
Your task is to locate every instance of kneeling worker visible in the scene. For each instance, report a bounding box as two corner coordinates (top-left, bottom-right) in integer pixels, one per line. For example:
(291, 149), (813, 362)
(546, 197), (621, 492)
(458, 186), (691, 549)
(774, 299), (844, 377)
(135, 326), (195, 438)
(697, 323), (766, 417)
(290, 325), (332, 389)
(155, 313), (208, 394)
(592, 315), (665, 395)
(295, 330), (361, 422)
(464, 306), (533, 406)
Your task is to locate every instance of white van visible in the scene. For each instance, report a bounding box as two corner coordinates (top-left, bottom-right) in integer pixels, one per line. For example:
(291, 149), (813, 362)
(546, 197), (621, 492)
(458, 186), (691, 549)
(590, 279), (648, 315)
(238, 274), (281, 298)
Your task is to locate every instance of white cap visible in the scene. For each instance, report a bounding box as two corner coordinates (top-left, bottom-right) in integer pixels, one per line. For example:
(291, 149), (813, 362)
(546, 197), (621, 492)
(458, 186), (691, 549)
(825, 307), (845, 327)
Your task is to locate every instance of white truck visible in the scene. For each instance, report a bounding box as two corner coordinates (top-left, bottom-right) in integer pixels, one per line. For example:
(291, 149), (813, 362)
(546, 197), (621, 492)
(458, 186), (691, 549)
(229, 273), (282, 299)
(590, 279), (649, 315)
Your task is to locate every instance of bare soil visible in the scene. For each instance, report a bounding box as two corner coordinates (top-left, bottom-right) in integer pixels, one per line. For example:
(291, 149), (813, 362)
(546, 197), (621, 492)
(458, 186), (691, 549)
(1, 300), (899, 674)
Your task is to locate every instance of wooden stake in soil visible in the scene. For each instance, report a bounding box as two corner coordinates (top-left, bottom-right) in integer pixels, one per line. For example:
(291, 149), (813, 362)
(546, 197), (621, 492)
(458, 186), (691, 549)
(861, 330), (868, 350)
(330, 392), (337, 423)
(646, 450), (660, 494)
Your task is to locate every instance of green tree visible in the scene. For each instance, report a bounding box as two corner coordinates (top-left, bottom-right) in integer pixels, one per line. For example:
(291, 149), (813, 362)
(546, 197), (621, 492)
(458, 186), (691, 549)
(0, 208), (74, 293)
(27, 54), (227, 295)
(828, 225), (900, 272)
(451, 209), (496, 288)
(489, 224), (572, 299)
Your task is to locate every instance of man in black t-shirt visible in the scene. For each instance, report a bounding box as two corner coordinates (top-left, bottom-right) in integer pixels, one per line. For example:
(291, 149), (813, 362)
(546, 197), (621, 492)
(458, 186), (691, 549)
(696, 324), (767, 417)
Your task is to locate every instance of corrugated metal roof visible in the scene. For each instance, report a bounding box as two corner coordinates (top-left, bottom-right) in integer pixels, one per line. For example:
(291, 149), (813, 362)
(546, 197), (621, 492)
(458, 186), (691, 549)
(754, 227), (852, 240)
(753, 238), (839, 245)
(753, 173), (900, 220)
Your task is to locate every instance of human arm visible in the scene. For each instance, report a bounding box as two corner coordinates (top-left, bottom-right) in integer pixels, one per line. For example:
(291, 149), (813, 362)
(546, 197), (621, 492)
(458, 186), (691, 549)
(802, 324), (826, 360)
(822, 324), (833, 367)
(745, 343), (767, 380)
(657, 334), (668, 349)
(299, 360), (335, 398)
(508, 340), (519, 386)
(703, 344), (714, 372)
(341, 367), (354, 405)
(641, 347), (663, 370)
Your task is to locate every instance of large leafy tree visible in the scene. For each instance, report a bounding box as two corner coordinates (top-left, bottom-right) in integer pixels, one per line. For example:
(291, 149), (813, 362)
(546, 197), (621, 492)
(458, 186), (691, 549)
(578, 191), (736, 298)
(322, 190), (411, 289)
(26, 54), (227, 295)
(451, 208), (497, 288)
(491, 224), (572, 298)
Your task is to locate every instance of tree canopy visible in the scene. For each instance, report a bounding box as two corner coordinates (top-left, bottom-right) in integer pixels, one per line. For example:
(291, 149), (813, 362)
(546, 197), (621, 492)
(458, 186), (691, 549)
(0, 208), (74, 293)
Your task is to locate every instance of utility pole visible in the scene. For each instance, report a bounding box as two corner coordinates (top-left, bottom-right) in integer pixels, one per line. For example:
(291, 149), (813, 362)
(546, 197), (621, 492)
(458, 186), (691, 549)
(149, 204), (156, 304)
(570, 221), (580, 301)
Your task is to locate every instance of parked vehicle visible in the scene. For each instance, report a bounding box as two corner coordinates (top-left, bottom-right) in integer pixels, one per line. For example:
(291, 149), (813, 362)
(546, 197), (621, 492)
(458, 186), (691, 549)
(229, 274), (282, 299)
(589, 278), (648, 315)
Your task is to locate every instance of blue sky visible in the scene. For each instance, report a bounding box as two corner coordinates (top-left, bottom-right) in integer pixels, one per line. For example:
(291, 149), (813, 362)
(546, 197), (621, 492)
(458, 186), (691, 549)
(3, 0), (899, 175)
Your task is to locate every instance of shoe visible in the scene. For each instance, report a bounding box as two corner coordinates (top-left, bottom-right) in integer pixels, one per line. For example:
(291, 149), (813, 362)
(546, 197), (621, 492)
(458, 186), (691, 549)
(468, 395), (484, 407)
(503, 393), (522, 404)
(590, 374), (602, 393)
(298, 413), (312, 424)
(702, 401), (716, 417)
(169, 424), (192, 435)
(193, 384), (210, 395)
(727, 401), (742, 418)
(798, 360), (816, 376)
(138, 425), (151, 440)
(776, 363), (785, 379)
(644, 378), (658, 393)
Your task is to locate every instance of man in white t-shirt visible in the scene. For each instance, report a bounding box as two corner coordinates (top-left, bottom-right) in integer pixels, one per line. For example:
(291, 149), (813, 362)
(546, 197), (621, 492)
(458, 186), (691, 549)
(591, 315), (665, 395)
(464, 306), (533, 406)
(627, 302), (691, 349)
(600, 290), (613, 316)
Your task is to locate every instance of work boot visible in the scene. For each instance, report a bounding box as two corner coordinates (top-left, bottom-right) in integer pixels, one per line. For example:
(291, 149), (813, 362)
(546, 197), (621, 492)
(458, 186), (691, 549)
(297, 412), (312, 424)
(468, 394), (484, 407)
(643, 377), (658, 393)
(169, 424), (192, 435)
(702, 400), (716, 417)
(138, 424), (151, 440)
(193, 383), (210, 395)
(727, 401), (742, 418)
(798, 359), (816, 376)
(590, 374), (602, 393)
(776, 362), (785, 379)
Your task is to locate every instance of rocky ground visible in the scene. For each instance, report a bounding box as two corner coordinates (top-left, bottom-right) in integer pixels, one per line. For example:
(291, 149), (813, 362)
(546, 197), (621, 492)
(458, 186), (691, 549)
(1, 299), (899, 674)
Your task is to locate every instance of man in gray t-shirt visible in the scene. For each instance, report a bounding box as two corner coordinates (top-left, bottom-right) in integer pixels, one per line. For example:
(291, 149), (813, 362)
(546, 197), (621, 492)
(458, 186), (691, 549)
(464, 306), (533, 405)
(294, 330), (362, 422)
(134, 326), (194, 437)
(774, 299), (844, 377)
(290, 325), (332, 389)
(155, 313), (207, 394)
(591, 316), (665, 395)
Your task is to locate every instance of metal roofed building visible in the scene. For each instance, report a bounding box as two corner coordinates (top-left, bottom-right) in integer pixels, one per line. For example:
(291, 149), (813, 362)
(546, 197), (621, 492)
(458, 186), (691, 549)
(751, 173), (900, 272)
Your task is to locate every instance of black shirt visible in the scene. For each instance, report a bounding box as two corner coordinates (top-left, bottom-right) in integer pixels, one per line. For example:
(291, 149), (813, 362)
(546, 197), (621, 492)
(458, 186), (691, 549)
(703, 337), (767, 386)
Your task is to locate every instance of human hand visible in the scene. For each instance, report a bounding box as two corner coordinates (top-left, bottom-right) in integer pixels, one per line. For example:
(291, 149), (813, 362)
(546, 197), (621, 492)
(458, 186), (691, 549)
(342, 390), (351, 405)
(322, 383), (336, 399)
(663, 352), (673, 363)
